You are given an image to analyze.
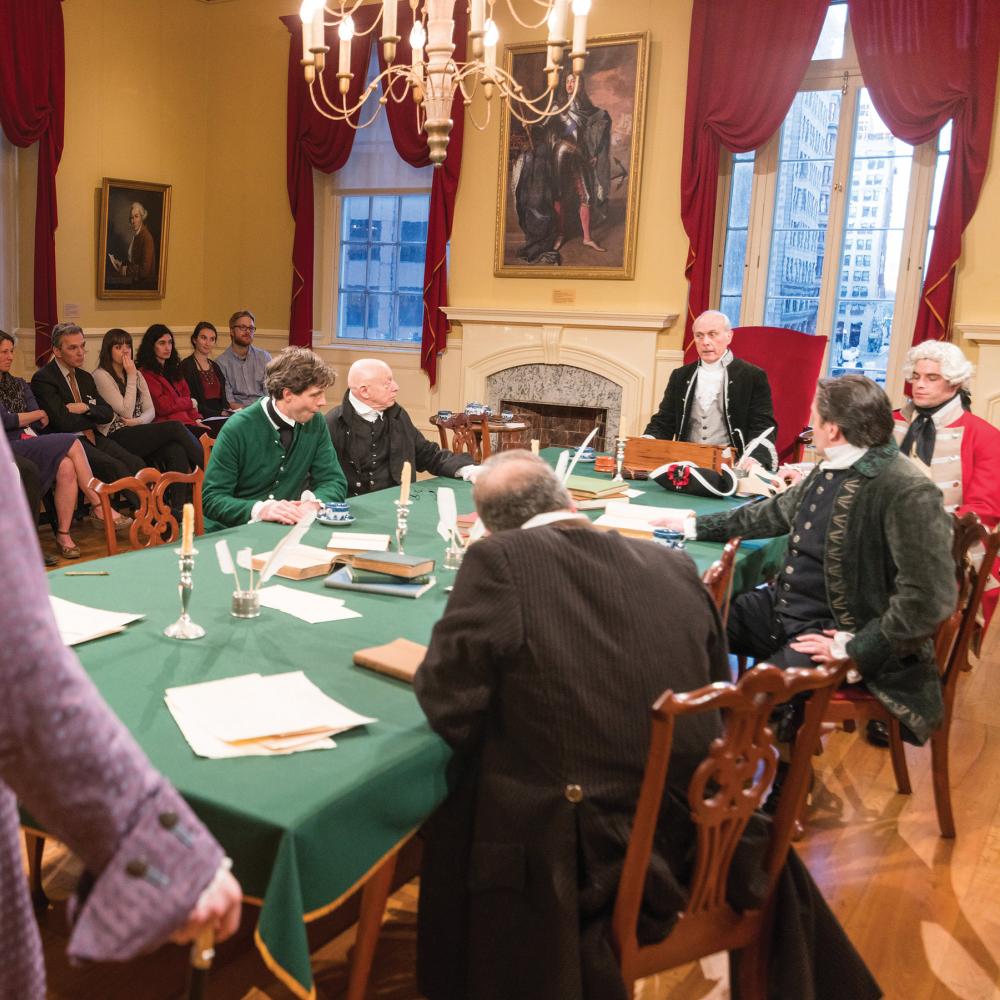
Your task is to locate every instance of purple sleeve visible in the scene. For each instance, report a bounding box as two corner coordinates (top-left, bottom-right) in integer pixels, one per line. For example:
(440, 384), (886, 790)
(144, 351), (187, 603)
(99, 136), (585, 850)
(0, 435), (224, 962)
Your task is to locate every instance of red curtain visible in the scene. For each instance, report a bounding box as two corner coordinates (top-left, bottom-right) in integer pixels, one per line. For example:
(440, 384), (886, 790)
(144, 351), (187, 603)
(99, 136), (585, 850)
(284, 2), (466, 385)
(680, 0), (827, 362)
(0, 0), (65, 365)
(849, 0), (1000, 345)
(376, 2), (466, 386)
(284, 10), (376, 348)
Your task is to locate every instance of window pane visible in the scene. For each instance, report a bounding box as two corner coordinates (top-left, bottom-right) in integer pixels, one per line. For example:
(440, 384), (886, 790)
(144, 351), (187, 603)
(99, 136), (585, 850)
(370, 195), (398, 244)
(365, 293), (395, 339)
(338, 291), (366, 340)
(397, 294), (424, 342)
(400, 197), (429, 243)
(828, 89), (914, 385)
(398, 243), (425, 291)
(367, 243), (396, 291)
(340, 242), (368, 289)
(812, 2), (847, 61)
(764, 89), (842, 333)
(719, 154), (755, 324)
(342, 196), (371, 242)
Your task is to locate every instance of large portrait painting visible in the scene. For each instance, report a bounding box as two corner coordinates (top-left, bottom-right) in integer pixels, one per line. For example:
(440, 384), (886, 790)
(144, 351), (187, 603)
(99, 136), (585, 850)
(97, 178), (171, 299)
(494, 32), (649, 280)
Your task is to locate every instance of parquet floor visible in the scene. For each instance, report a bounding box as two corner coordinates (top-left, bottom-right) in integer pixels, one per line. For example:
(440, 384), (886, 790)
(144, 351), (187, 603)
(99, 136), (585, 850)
(28, 521), (1000, 999)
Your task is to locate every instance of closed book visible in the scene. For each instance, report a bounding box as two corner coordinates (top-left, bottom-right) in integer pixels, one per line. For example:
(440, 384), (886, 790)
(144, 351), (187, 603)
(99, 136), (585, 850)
(564, 474), (627, 499)
(353, 637), (428, 683)
(349, 567), (432, 586)
(349, 551), (435, 579)
(324, 566), (436, 599)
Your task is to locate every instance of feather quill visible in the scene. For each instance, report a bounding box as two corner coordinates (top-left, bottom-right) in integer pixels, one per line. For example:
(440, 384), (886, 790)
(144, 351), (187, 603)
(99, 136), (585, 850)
(554, 450), (570, 481)
(215, 539), (242, 591)
(561, 426), (600, 483)
(437, 487), (458, 543)
(256, 511), (317, 588)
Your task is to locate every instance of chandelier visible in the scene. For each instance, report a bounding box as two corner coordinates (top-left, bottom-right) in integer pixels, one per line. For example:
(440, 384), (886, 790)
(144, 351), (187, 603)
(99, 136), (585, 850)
(297, 0), (594, 166)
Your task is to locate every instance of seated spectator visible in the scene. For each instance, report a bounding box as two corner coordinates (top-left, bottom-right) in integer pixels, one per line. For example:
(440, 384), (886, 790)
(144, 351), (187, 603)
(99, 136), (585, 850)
(11, 452), (55, 565)
(215, 310), (270, 410)
(2, 330), (130, 557)
(31, 322), (144, 489)
(326, 359), (477, 497)
(179, 321), (230, 428)
(93, 328), (204, 473)
(137, 324), (208, 439)
(414, 450), (880, 1000)
(203, 347), (347, 529)
(0, 435), (242, 999)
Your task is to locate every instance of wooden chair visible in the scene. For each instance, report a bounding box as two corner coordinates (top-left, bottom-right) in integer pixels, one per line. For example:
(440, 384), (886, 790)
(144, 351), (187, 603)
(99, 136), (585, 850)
(611, 660), (848, 998)
(730, 327), (828, 464)
(88, 468), (205, 557)
(200, 431), (215, 469)
(431, 412), (491, 462)
(823, 513), (999, 837)
(701, 536), (741, 626)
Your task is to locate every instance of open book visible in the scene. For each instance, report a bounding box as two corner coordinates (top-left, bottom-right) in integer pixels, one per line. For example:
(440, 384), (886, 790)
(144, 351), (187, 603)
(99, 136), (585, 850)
(592, 501), (693, 538)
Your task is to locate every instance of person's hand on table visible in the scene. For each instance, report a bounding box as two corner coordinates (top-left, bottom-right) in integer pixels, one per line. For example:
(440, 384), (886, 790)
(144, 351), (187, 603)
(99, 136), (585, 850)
(777, 464), (806, 486)
(258, 499), (312, 524)
(736, 454), (761, 473)
(789, 629), (846, 665)
(649, 510), (690, 532)
(169, 865), (242, 946)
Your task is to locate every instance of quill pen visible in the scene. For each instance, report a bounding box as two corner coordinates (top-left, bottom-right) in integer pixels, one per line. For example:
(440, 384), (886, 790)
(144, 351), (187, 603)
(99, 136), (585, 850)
(256, 511), (317, 589)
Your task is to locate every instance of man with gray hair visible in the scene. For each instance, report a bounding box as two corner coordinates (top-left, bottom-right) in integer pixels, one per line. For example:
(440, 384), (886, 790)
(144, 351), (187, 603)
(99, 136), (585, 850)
(643, 309), (777, 468)
(203, 347), (346, 529)
(215, 309), (272, 410)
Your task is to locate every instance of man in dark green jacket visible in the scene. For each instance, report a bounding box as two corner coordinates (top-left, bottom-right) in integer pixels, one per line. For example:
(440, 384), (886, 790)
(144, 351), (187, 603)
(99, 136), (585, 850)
(659, 374), (954, 744)
(203, 348), (347, 530)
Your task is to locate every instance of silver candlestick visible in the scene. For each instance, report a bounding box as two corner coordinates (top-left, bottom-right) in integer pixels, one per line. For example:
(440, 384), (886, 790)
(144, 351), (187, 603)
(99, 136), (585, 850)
(164, 548), (206, 640)
(394, 500), (412, 553)
(612, 437), (626, 483)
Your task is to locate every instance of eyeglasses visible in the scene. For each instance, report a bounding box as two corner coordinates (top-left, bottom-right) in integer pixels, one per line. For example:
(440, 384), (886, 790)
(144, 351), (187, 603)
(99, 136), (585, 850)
(233, 324), (255, 333)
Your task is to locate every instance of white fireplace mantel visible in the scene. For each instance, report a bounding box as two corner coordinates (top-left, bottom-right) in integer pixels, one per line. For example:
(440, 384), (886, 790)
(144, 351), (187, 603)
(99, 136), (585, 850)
(955, 323), (1000, 425)
(443, 307), (677, 332)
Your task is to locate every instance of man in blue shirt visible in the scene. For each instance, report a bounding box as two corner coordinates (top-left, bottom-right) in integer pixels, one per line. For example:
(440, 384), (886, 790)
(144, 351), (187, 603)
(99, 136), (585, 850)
(215, 309), (271, 409)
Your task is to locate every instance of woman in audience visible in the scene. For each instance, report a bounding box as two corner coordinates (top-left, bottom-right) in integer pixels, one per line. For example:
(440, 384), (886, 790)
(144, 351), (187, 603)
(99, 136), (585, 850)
(137, 324), (209, 441)
(93, 328), (203, 471)
(0, 330), (126, 558)
(179, 320), (230, 433)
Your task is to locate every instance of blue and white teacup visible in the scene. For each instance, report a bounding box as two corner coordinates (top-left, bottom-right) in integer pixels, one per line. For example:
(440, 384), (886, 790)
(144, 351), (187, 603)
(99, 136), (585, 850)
(500, 410), (514, 422)
(578, 446), (596, 460)
(322, 501), (352, 522)
(437, 409), (453, 421)
(652, 527), (686, 550)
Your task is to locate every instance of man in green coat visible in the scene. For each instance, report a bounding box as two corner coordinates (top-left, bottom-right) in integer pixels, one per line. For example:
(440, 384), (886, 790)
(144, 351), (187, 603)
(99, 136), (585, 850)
(203, 347), (347, 530)
(658, 374), (955, 744)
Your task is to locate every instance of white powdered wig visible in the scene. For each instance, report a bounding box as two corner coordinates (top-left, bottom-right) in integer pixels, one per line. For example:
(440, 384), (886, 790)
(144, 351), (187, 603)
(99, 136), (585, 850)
(902, 340), (974, 389)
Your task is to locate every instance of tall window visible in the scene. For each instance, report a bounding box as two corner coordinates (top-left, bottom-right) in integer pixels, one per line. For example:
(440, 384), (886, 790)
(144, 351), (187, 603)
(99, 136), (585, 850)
(715, 2), (944, 395)
(332, 50), (432, 344)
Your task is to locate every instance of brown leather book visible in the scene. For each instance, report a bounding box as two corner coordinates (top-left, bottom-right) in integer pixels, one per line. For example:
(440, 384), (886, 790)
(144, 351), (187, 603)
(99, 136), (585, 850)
(352, 637), (428, 683)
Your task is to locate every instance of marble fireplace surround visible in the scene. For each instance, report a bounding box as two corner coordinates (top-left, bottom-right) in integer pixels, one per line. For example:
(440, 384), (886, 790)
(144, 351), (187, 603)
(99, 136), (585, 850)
(441, 307), (681, 438)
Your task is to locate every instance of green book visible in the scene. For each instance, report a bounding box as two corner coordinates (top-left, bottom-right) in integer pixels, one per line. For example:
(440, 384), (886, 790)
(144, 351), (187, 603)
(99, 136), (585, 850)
(349, 550), (435, 579)
(349, 567), (432, 586)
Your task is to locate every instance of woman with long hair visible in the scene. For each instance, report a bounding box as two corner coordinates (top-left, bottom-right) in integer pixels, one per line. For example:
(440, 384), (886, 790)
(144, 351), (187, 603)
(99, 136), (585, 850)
(0, 330), (128, 558)
(93, 328), (203, 472)
(136, 324), (208, 442)
(179, 321), (230, 434)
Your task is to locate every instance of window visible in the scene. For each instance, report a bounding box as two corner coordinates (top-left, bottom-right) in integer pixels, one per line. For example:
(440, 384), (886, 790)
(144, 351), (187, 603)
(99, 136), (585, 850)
(329, 49), (433, 344)
(715, 2), (946, 394)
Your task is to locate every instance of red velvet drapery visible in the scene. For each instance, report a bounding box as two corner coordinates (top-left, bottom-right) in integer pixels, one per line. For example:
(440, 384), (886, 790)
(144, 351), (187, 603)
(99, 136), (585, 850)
(680, 0), (827, 362)
(376, 3), (466, 387)
(850, 0), (1000, 344)
(0, 0), (65, 365)
(284, 2), (466, 385)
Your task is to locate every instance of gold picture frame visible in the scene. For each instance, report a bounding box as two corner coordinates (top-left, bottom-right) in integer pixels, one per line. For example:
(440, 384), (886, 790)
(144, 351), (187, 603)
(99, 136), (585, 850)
(97, 177), (171, 299)
(493, 31), (649, 280)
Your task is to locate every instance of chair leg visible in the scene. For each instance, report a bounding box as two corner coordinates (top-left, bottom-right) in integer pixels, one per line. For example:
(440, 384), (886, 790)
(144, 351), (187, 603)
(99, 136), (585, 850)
(24, 831), (50, 912)
(887, 718), (912, 795)
(345, 850), (398, 1000)
(930, 725), (956, 838)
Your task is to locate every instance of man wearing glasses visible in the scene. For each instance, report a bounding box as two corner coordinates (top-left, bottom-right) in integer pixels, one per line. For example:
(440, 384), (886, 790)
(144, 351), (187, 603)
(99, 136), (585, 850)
(215, 309), (272, 410)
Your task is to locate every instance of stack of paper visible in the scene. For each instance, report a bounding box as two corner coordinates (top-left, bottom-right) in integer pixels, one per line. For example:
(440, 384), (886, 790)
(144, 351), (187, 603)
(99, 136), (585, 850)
(592, 501), (693, 538)
(257, 584), (362, 624)
(49, 595), (144, 646)
(326, 533), (392, 556)
(165, 671), (376, 759)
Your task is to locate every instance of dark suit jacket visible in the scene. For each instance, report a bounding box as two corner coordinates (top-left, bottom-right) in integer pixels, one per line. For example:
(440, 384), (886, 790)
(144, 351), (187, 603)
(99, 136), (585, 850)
(30, 361), (114, 436)
(644, 355), (777, 468)
(414, 522), (730, 1000)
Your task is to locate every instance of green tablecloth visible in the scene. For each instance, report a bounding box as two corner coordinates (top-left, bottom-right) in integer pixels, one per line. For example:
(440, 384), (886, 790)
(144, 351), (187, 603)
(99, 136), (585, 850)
(45, 462), (785, 999)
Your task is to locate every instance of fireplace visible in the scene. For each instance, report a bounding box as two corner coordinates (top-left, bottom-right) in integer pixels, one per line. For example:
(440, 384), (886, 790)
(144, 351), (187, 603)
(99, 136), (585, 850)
(500, 400), (608, 450)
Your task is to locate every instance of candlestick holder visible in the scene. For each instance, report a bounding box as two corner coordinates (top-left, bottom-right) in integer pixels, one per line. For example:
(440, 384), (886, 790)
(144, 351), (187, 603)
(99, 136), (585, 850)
(164, 548), (206, 640)
(443, 531), (465, 572)
(612, 437), (626, 483)
(394, 500), (412, 554)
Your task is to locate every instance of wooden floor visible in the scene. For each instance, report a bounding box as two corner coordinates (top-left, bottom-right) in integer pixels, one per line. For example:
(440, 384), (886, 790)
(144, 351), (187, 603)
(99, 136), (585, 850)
(29, 522), (1000, 999)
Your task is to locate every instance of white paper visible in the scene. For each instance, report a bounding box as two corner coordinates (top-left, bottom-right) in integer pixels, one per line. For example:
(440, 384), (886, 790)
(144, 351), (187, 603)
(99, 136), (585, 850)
(244, 544), (334, 575)
(166, 670), (377, 745)
(593, 501), (694, 536)
(257, 584), (362, 624)
(624, 488), (645, 498)
(325, 532), (392, 554)
(49, 595), (144, 647)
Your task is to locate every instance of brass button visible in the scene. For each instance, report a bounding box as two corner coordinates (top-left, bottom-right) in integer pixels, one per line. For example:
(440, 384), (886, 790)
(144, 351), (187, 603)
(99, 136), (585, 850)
(804, 521), (812, 530)
(126, 859), (149, 878)
(564, 784), (583, 803)
(825, 472), (834, 480)
(816, 486), (824, 494)
(158, 811), (179, 830)
(793, 534), (801, 543)
(809, 504), (817, 512)
(785, 566), (794, 574)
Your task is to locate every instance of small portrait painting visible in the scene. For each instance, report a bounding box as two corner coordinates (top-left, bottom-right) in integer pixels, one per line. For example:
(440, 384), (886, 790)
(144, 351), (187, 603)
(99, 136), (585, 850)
(494, 32), (649, 280)
(97, 178), (171, 299)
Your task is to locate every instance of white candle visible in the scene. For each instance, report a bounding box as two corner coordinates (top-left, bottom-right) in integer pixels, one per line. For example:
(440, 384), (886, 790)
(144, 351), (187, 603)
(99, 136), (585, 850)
(400, 461), (412, 505)
(530, 439), (540, 455)
(571, 0), (590, 53)
(299, 0), (315, 57)
(311, 4), (325, 50)
(484, 19), (499, 79)
(338, 15), (354, 75)
(470, 0), (484, 36)
(547, 0), (568, 42)
(382, 0), (397, 38)
(181, 503), (194, 555)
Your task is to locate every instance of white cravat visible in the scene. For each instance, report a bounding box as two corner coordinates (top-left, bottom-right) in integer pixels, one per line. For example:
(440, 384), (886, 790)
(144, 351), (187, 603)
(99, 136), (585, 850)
(520, 510), (589, 530)
(819, 442), (869, 470)
(693, 351), (731, 410)
(349, 392), (383, 423)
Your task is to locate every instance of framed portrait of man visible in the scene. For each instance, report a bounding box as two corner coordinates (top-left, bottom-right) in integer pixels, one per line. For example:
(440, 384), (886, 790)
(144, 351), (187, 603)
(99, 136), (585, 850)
(493, 32), (649, 280)
(97, 178), (171, 299)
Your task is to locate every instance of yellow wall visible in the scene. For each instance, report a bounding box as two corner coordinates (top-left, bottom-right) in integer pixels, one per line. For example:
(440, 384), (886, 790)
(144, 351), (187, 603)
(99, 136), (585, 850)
(14, 2), (1000, 388)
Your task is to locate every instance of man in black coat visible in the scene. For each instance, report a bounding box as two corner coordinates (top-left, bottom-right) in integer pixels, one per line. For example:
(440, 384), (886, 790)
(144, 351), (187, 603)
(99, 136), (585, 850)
(413, 451), (880, 1000)
(31, 323), (143, 485)
(326, 358), (475, 497)
(644, 310), (778, 469)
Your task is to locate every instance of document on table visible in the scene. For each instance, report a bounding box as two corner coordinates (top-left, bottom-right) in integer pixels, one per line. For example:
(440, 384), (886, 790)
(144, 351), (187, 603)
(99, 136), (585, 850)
(165, 671), (377, 758)
(593, 501), (694, 537)
(49, 595), (144, 646)
(257, 584), (362, 624)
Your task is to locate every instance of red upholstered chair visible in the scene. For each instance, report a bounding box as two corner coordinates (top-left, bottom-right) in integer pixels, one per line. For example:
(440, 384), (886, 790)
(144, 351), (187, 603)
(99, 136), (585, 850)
(730, 327), (828, 464)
